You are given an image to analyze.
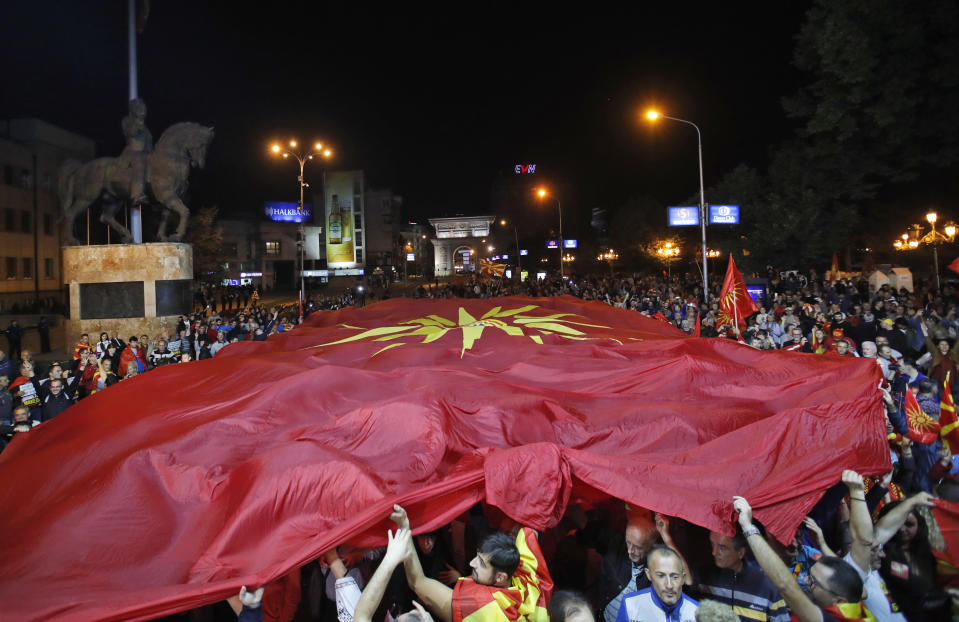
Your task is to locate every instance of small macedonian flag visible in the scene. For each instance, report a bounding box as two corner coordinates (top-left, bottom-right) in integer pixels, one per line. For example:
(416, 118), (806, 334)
(452, 527), (553, 622)
(940, 372), (959, 451)
(479, 259), (506, 277)
(904, 389), (941, 445)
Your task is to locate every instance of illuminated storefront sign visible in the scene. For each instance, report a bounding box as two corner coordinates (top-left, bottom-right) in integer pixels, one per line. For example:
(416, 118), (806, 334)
(265, 201), (312, 223)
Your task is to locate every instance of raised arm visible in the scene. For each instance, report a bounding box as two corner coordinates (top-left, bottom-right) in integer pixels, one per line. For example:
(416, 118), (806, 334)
(874, 491), (935, 545)
(734, 497), (823, 622)
(390, 505), (454, 622)
(354, 528), (412, 622)
(841, 469), (874, 572)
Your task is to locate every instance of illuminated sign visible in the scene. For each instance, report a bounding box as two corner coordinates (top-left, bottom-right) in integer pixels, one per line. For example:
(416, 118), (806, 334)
(492, 255), (501, 260)
(505, 269), (512, 279)
(514, 164), (537, 174)
(520, 249), (528, 256)
(301, 270), (329, 277)
(265, 201), (312, 223)
(746, 285), (764, 305)
(502, 254), (509, 259)
(563, 239), (577, 249)
(240, 272), (263, 277)
(546, 240), (559, 249)
(709, 204), (740, 224)
(406, 253), (415, 261)
(667, 206), (700, 227)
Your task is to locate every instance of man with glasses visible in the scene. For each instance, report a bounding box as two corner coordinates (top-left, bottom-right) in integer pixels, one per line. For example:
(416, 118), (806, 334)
(840, 470), (934, 621)
(733, 493), (870, 622)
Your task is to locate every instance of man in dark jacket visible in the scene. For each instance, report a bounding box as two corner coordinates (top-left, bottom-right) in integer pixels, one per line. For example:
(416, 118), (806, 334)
(0, 349), (14, 382)
(599, 514), (658, 622)
(41, 378), (74, 422)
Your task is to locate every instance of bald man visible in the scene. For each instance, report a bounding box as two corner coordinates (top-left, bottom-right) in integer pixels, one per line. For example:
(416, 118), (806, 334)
(600, 513), (660, 622)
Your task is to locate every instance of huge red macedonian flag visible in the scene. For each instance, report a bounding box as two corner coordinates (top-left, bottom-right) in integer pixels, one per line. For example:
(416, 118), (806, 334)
(0, 296), (889, 621)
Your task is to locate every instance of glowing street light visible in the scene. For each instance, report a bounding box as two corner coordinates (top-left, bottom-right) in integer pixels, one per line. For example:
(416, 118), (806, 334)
(535, 187), (564, 277)
(893, 211), (957, 289)
(645, 108), (708, 301)
(269, 137), (334, 321)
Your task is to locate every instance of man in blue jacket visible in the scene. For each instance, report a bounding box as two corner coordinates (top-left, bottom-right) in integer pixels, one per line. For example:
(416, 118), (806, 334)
(616, 545), (698, 622)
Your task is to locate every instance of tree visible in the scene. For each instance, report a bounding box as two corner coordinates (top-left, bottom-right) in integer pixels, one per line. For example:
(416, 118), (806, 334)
(185, 206), (227, 285)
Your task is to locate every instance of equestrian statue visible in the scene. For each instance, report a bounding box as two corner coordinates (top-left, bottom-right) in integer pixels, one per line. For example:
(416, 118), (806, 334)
(58, 99), (214, 244)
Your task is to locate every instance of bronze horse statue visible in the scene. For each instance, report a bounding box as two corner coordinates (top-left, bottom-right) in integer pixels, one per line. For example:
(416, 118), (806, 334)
(58, 122), (214, 244)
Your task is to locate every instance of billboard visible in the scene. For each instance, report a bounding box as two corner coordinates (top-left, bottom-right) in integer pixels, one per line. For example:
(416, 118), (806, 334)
(546, 240), (559, 249)
(563, 239), (578, 249)
(326, 194), (355, 267)
(265, 201), (312, 223)
(667, 207), (699, 227)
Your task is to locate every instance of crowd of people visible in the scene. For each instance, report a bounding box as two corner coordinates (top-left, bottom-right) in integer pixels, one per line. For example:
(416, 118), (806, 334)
(6, 268), (959, 621)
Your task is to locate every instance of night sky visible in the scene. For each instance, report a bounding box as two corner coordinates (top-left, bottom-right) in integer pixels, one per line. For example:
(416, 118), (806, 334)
(2, 2), (810, 235)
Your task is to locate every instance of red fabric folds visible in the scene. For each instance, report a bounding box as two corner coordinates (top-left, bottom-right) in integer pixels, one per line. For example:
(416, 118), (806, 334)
(0, 296), (889, 621)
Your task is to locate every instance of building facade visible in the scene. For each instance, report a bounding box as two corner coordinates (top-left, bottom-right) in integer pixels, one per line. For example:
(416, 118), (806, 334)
(0, 119), (95, 311)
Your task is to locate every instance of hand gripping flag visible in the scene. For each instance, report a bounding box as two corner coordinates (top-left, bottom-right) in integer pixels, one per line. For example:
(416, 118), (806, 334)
(941, 373), (959, 452)
(0, 296), (891, 621)
(479, 259), (506, 278)
(903, 388), (941, 444)
(717, 254), (758, 334)
(452, 527), (552, 622)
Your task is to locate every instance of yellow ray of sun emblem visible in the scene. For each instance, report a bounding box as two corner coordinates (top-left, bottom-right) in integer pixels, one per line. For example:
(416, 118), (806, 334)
(304, 304), (614, 357)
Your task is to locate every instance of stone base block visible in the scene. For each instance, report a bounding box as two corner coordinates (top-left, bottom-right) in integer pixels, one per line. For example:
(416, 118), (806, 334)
(62, 243), (193, 350)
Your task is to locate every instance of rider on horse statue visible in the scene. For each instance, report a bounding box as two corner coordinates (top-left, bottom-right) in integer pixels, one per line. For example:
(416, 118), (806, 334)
(119, 98), (153, 207)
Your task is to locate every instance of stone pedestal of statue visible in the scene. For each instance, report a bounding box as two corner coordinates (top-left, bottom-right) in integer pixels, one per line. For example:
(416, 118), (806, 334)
(62, 243), (193, 350)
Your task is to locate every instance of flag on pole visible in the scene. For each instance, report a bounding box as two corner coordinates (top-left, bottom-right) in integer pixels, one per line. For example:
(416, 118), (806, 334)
(828, 252), (840, 283)
(941, 373), (959, 451)
(948, 257), (959, 276)
(717, 255), (758, 334)
(479, 259), (506, 277)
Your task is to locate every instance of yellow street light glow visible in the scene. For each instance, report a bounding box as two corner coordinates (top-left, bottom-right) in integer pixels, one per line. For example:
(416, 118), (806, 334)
(500, 219), (507, 226)
(927, 211), (938, 224)
(282, 153), (289, 158)
(289, 140), (297, 147)
(271, 144), (281, 153)
(901, 233), (909, 240)
(537, 188), (547, 198)
(323, 149), (332, 157)
(646, 110), (660, 120)
(315, 142), (323, 151)
(487, 245), (494, 252)
(909, 240), (920, 248)
(946, 224), (957, 238)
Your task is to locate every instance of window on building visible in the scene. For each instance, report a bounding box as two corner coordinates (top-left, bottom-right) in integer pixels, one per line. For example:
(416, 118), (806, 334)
(3, 165), (12, 186)
(43, 213), (52, 236)
(354, 211), (362, 230)
(355, 247), (363, 263)
(265, 241), (281, 256)
(44, 258), (54, 279)
(21, 211), (32, 233)
(353, 178), (362, 195)
(19, 169), (32, 189)
(22, 258), (33, 279)
(5, 258), (16, 279)
(4, 209), (14, 231)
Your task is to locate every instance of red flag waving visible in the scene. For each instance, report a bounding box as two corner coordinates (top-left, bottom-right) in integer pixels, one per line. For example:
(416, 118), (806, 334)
(718, 255), (759, 333)
(0, 296), (889, 621)
(949, 257), (959, 276)
(828, 252), (840, 283)
(941, 373), (959, 451)
(904, 389), (941, 444)
(479, 258), (506, 277)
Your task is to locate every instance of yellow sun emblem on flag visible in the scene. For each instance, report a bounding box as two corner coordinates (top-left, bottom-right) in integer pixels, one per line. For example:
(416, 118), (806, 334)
(308, 304), (616, 357)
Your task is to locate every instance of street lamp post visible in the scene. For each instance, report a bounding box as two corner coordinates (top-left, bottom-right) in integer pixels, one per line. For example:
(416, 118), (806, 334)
(646, 110), (708, 303)
(499, 219), (522, 279)
(536, 188), (563, 277)
(894, 211), (957, 289)
(270, 140), (332, 322)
